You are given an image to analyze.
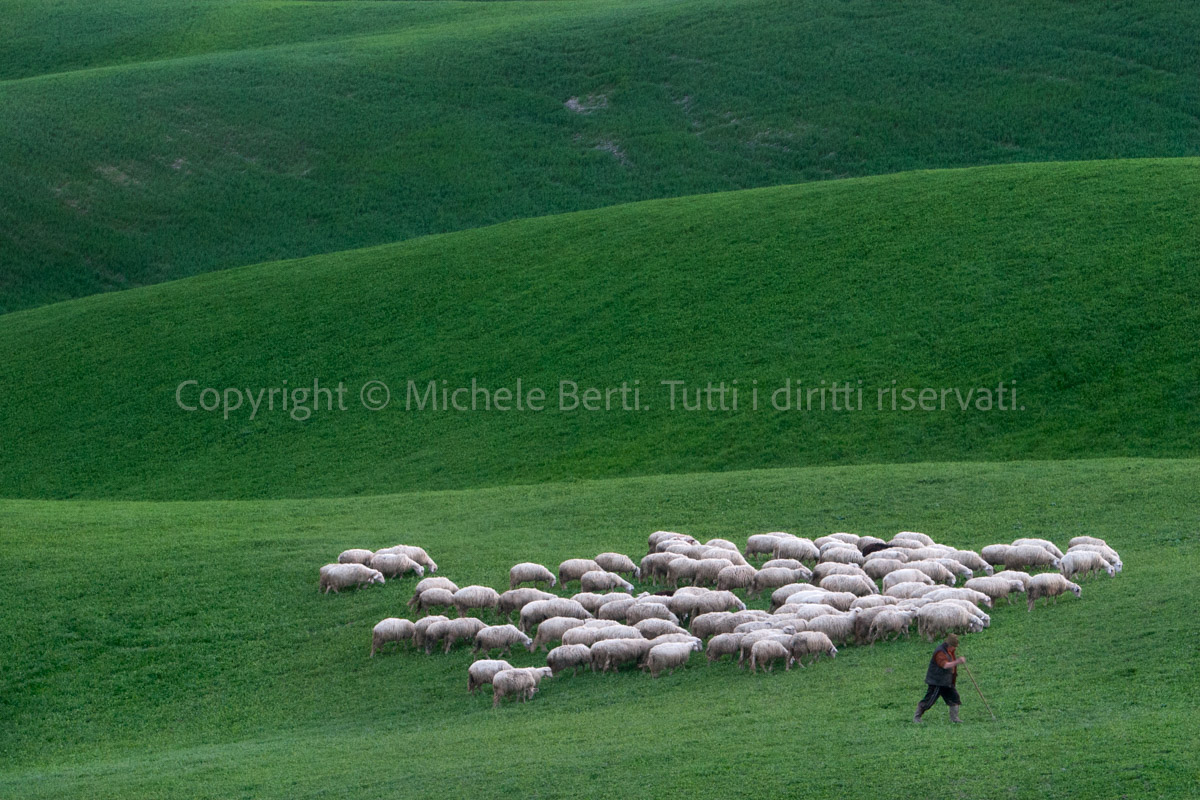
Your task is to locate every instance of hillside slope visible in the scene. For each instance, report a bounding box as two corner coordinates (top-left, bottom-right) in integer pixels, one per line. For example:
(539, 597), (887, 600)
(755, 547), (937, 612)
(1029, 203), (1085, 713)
(2, 0), (1199, 311)
(0, 159), (1196, 500)
(0, 458), (1196, 798)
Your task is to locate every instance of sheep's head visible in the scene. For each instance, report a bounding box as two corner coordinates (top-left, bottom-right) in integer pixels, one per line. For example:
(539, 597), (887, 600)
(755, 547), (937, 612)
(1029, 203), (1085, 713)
(1069, 583), (1082, 598)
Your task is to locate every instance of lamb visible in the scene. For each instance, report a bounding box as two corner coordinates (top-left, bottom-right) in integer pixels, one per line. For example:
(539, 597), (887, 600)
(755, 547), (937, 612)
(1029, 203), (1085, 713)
(749, 639), (793, 673)
(817, 546), (865, 566)
(438, 617), (487, 653)
(319, 563), (385, 594)
(1013, 537), (1065, 559)
(1027, 573), (1082, 610)
(558, 558), (603, 586)
(706, 632), (745, 663)
(473, 624), (533, 657)
(546, 644), (592, 676)
(408, 577), (459, 608)
(751, 567), (807, 597)
(643, 640), (702, 677)
(594, 552), (641, 579)
(413, 615), (448, 650)
(864, 558), (908, 581)
(634, 618), (689, 639)
(903, 560), (958, 585)
(625, 602), (680, 626)
(789, 631), (837, 666)
(694, 558), (736, 587)
(370, 618), (416, 656)
(867, 609), (915, 644)
(492, 667), (552, 707)
(802, 611), (859, 645)
(528, 616), (587, 651)
(818, 574), (877, 597)
(376, 545), (438, 573)
(413, 587), (456, 614)
(716, 564), (758, 592)
(337, 548), (374, 566)
(772, 537), (820, 563)
(590, 638), (654, 672)
(1003, 545), (1061, 571)
(467, 659), (513, 693)
(916, 603), (984, 641)
(580, 570), (635, 593)
(964, 575), (1026, 604)
(498, 588), (558, 618)
(453, 585), (502, 617)
(369, 552), (424, 578)
(508, 562), (557, 590)
(519, 598), (592, 632)
(882, 569), (935, 591)
(1060, 549), (1115, 580)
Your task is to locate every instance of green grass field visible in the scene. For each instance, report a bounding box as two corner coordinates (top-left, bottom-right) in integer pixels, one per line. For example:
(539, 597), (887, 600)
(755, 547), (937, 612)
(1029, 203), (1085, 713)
(3, 0), (1199, 312)
(1, 459), (1196, 799)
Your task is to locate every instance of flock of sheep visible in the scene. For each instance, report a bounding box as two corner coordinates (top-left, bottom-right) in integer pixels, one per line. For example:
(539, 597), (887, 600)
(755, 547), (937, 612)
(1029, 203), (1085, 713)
(320, 531), (1122, 707)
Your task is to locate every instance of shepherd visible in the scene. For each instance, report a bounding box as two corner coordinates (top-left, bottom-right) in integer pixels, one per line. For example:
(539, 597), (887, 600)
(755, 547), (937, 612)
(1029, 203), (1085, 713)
(913, 632), (966, 723)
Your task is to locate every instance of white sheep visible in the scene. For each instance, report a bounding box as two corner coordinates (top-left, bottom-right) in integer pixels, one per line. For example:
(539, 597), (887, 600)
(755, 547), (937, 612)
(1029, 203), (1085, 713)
(597, 598), (638, 621)
(1004, 545), (1061, 571)
(492, 667), (552, 707)
(639, 553), (682, 583)
(749, 639), (793, 673)
(666, 558), (702, 588)
(894, 531), (935, 547)
(413, 587), (456, 614)
(473, 624), (533, 657)
(992, 569), (1033, 590)
(581, 570), (635, 593)
(944, 549), (993, 575)
(737, 630), (794, 668)
(716, 564), (758, 592)
(643, 640), (702, 677)
(376, 545), (438, 573)
(595, 552), (641, 579)
(319, 563), (385, 594)
(903, 560), (958, 585)
(803, 611), (860, 645)
(751, 567), (806, 597)
(498, 588), (558, 618)
(922, 587), (993, 609)
(694, 558), (736, 587)
(818, 574), (877, 597)
(570, 592), (609, 615)
(467, 659), (513, 693)
(408, 577), (458, 608)
(648, 531), (698, 551)
(368, 552), (423, 579)
(705, 538), (740, 552)
(453, 585), (501, 617)
(772, 537), (820, 563)
(509, 562), (557, 590)
(546, 644), (592, 676)
(1068, 536), (1109, 549)
(867, 609), (915, 644)
(812, 562), (868, 582)
(413, 615), (448, 650)
(850, 594), (898, 610)
(337, 548), (374, 566)
(558, 558), (603, 586)
(818, 546), (865, 566)
(706, 632), (745, 663)
(690, 611), (737, 639)
(528, 616), (587, 651)
(1012, 537), (1064, 559)
(864, 558), (908, 581)
(634, 618), (689, 639)
(916, 603), (983, 641)
(980, 544), (1014, 566)
(884, 581), (937, 600)
(745, 533), (788, 559)
(1060, 550), (1115, 580)
(776, 603), (837, 621)
(519, 598), (592, 632)
(769, 583), (820, 610)
(964, 575), (1025, 604)
(703, 547), (748, 566)
(590, 638), (654, 672)
(789, 631), (837, 666)
(882, 569), (935, 591)
(1068, 544), (1123, 573)
(625, 602), (680, 626)
(762, 558), (804, 571)
(370, 618), (416, 656)
(437, 617), (488, 653)
(1027, 573), (1082, 610)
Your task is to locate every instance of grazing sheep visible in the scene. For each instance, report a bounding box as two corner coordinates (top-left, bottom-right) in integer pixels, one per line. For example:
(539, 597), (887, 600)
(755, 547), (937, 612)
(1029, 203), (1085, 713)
(751, 568), (807, 597)
(922, 587), (993, 609)
(1068, 536), (1109, 549)
(894, 531), (935, 547)
(467, 659), (513, 693)
(319, 563), (385, 594)
(694, 558), (736, 587)
(1013, 538), (1065, 559)
(716, 564), (757, 592)
(1069, 544), (1123, 573)
(590, 638), (655, 672)
(930, 598), (990, 628)
(803, 611), (859, 645)
(438, 617), (487, 653)
(338, 548), (374, 566)
(706, 632), (745, 663)
(882, 569), (935, 591)
(776, 603), (838, 621)
(492, 667), (552, 707)
(509, 562), (557, 590)
(648, 531), (698, 551)
(643, 640), (702, 677)
(992, 569), (1033, 590)
(571, 592), (611, 615)
(597, 598), (638, 621)
(867, 609), (915, 644)
(789, 631), (837, 666)
(818, 547), (865, 566)
(980, 544), (1014, 566)
(864, 558), (909, 581)
(528, 616), (588, 651)
(498, 588), (558, 618)
(1004, 545), (1061, 571)
(850, 594), (898, 610)
(595, 552), (641, 579)
(745, 533), (788, 559)
(964, 575), (1026, 604)
(519, 598), (592, 632)
(930, 557), (973, 582)
(634, 618), (689, 639)
(819, 574), (877, 597)
(678, 590), (746, 619)
(563, 624), (639, 647)
(749, 639), (793, 673)
(705, 538), (740, 552)
(453, 585), (502, 617)
(1027, 574), (1082, 610)
(769, 583), (820, 610)
(473, 624), (533, 657)
(558, 558), (603, 587)
(639, 553), (682, 583)
(409, 577), (459, 608)
(666, 558), (702, 588)
(1060, 550), (1115, 580)
(812, 562), (869, 582)
(581, 570), (635, 593)
(905, 545), (955, 562)
(737, 630), (795, 667)
(690, 611), (738, 639)
(369, 552), (424, 578)
(413, 615), (449, 650)
(371, 618), (416, 656)
(864, 547), (912, 563)
(903, 560), (957, 585)
(762, 558), (803, 571)
(703, 547), (748, 566)
(884, 582), (937, 600)
(916, 603), (983, 641)
(856, 535), (888, 552)
(885, 538), (924, 551)
(943, 549), (993, 575)
(413, 587), (457, 614)
(377, 545), (438, 573)
(546, 644), (592, 676)
(772, 537), (820, 563)
(626, 602), (680, 626)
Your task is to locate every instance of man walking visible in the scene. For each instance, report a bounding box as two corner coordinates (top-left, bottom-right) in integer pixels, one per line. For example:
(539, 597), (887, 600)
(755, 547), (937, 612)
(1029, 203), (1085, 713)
(914, 633), (965, 723)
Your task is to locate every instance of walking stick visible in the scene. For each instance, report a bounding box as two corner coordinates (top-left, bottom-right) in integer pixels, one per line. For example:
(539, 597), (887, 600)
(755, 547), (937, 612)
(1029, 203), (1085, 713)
(963, 664), (997, 720)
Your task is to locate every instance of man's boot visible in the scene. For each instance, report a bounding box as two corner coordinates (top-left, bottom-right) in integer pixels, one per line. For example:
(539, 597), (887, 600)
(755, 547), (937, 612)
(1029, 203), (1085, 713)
(949, 705), (962, 723)
(913, 704), (926, 723)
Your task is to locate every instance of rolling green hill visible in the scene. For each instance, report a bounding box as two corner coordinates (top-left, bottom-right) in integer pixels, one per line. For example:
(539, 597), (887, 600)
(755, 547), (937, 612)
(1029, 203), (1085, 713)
(1, 458), (1195, 799)
(3, 0), (1199, 312)
(1, 159), (1197, 500)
